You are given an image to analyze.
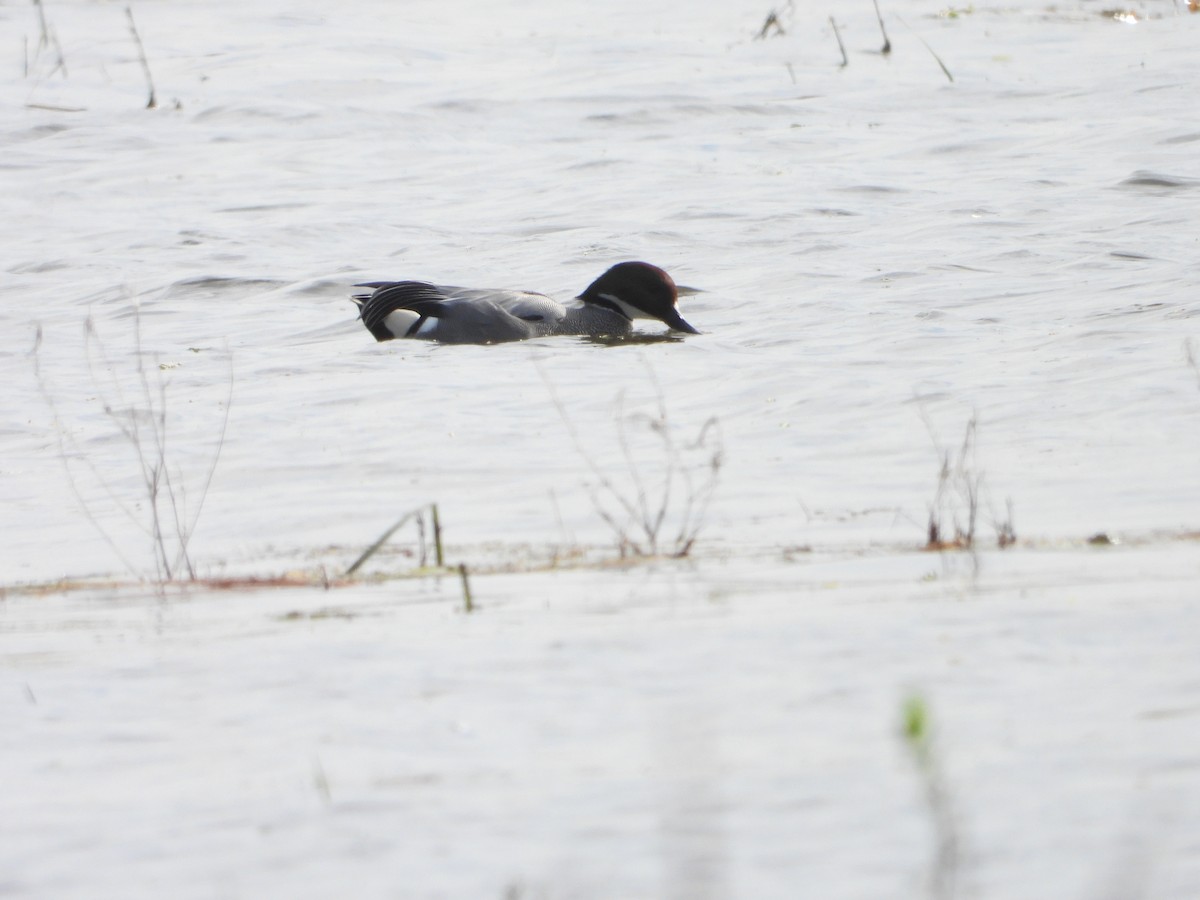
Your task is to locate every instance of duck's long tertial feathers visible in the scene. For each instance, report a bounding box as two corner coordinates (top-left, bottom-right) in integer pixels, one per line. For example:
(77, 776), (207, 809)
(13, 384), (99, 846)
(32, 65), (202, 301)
(353, 281), (448, 341)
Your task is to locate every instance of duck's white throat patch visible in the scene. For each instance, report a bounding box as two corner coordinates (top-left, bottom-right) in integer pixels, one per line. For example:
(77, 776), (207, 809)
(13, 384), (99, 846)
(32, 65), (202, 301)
(598, 292), (647, 321)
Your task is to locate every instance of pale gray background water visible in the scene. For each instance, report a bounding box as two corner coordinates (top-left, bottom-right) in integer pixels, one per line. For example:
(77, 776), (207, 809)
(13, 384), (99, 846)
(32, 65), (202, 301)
(2, 0), (1199, 897)
(5, 0), (1197, 578)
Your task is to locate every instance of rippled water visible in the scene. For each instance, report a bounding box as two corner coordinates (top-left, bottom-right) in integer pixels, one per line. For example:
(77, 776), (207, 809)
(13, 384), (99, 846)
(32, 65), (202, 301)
(3, 0), (1199, 896)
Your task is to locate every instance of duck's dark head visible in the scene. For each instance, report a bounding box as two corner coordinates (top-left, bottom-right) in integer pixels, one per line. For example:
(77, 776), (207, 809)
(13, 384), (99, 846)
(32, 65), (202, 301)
(579, 262), (699, 334)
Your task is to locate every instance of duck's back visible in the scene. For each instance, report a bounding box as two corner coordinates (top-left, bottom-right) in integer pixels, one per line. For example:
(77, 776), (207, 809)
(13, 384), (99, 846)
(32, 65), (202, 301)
(453, 289), (564, 330)
(435, 289), (566, 343)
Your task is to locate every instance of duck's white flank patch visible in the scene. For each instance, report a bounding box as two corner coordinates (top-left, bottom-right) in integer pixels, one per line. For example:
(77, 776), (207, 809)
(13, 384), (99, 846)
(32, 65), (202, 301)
(383, 308), (420, 337)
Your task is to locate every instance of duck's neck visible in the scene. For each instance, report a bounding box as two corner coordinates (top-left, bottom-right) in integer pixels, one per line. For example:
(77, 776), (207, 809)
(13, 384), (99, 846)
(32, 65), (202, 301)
(554, 301), (633, 337)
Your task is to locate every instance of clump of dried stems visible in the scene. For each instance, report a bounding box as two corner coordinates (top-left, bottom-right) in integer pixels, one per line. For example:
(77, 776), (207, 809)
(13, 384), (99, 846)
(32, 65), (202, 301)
(33, 308), (231, 583)
(545, 361), (723, 559)
(922, 409), (1015, 551)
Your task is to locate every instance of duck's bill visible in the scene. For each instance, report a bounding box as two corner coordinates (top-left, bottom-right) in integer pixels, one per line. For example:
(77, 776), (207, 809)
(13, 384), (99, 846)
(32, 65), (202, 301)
(663, 309), (701, 334)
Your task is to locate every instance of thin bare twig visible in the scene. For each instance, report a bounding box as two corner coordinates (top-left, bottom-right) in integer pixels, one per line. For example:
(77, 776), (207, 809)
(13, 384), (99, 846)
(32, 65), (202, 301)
(873, 0), (893, 54)
(125, 7), (157, 109)
(670, 416), (723, 556)
(38, 308), (232, 584)
(540, 363), (645, 554)
(172, 351), (232, 577)
(829, 17), (849, 68)
(32, 327), (142, 579)
(31, 0), (68, 78)
(614, 392), (660, 547)
(33, 0), (51, 51)
(539, 357), (721, 558)
(897, 15), (954, 83)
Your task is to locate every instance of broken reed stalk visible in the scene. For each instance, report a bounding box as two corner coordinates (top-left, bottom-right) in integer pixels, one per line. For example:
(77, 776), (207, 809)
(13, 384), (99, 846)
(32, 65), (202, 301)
(345, 509), (422, 576)
(125, 6), (157, 109)
(755, 1), (793, 39)
(346, 505), (474, 610)
(431, 502), (444, 567)
(829, 17), (849, 68)
(345, 503), (447, 576)
(756, 11), (785, 40)
(873, 0), (892, 54)
(458, 563), (473, 613)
